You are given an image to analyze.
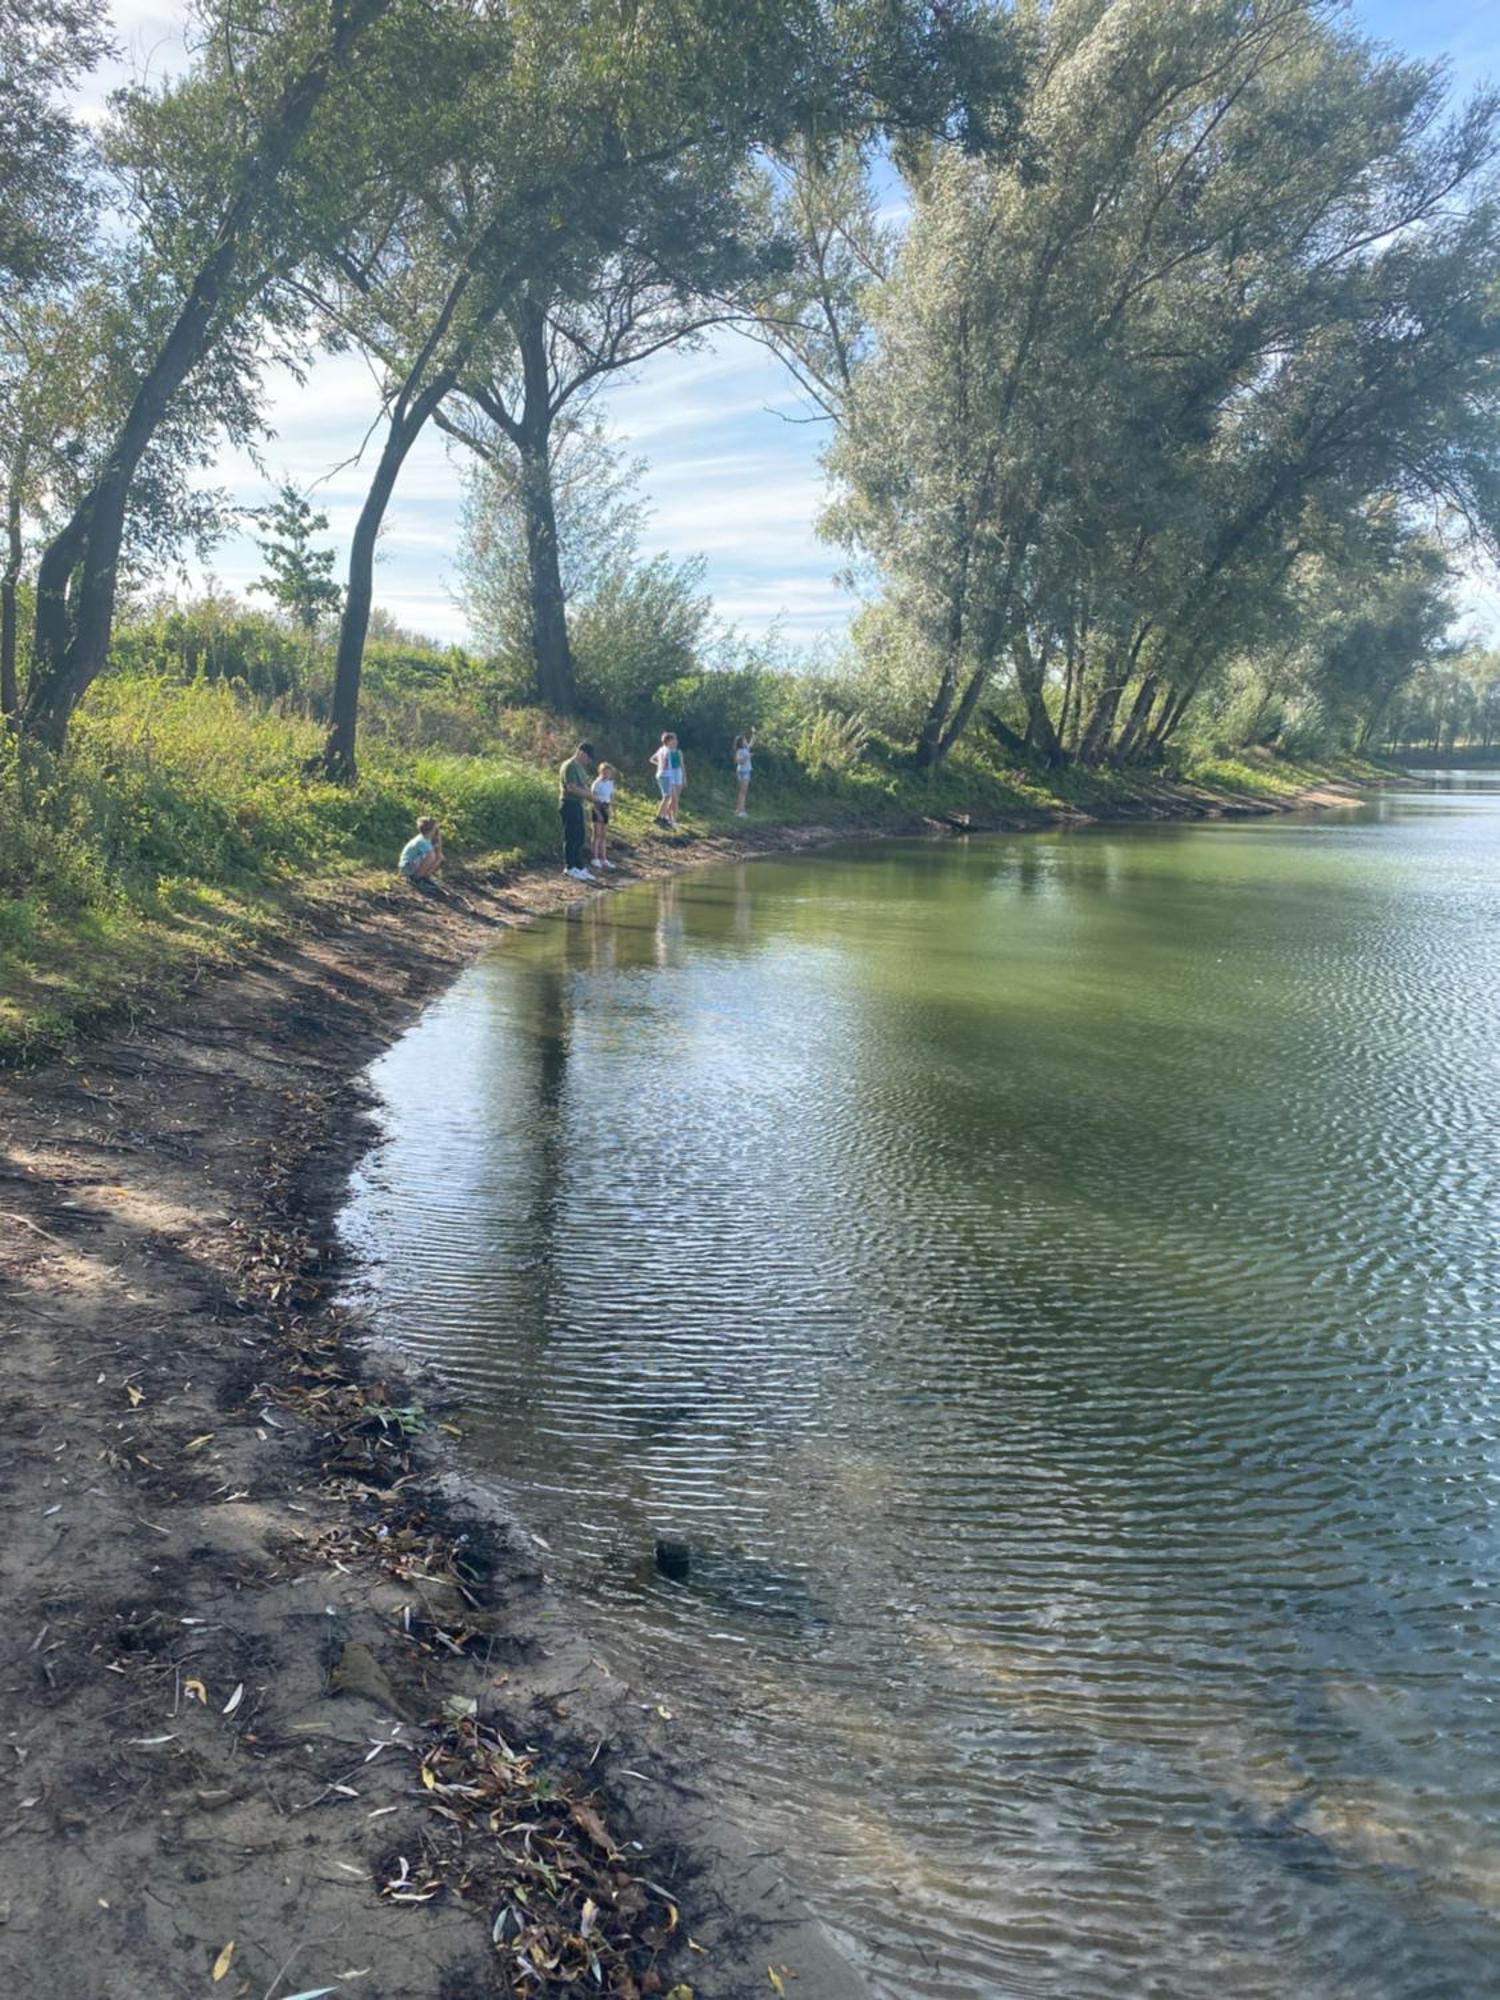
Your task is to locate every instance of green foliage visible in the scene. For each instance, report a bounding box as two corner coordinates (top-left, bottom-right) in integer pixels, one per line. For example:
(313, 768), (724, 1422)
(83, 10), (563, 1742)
(0, 672), (555, 1054)
(795, 704), (870, 780)
(110, 594), (310, 700)
(570, 556), (713, 719)
(829, 0), (1500, 767)
(249, 484), (342, 637)
(0, 0), (108, 298)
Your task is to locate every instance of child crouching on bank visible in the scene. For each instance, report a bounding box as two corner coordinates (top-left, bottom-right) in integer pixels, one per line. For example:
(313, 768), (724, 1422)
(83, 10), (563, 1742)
(399, 816), (442, 882)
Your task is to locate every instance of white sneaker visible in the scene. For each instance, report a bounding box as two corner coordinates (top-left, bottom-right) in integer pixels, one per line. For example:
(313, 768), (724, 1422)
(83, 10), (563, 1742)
(734, 810), (748, 817)
(568, 867), (594, 881)
(597, 859), (615, 870)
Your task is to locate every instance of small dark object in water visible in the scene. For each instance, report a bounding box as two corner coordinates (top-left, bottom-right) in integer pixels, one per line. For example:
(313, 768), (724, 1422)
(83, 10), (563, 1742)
(654, 1537), (691, 1582)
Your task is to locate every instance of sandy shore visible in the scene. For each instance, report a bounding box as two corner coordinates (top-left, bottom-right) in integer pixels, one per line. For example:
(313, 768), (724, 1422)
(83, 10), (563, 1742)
(0, 778), (1364, 2000)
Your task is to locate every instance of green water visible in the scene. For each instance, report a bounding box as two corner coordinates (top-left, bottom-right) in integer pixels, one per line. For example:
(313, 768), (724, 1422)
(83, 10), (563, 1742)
(344, 774), (1500, 1998)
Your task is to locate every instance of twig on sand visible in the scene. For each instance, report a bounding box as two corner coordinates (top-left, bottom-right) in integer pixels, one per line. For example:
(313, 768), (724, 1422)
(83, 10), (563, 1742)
(2, 1211), (75, 1251)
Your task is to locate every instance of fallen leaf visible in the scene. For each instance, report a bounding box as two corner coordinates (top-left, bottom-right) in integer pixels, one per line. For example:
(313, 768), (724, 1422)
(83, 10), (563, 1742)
(222, 1683), (244, 1716)
(126, 1387), (144, 1408)
(183, 1679), (208, 1704)
(211, 1940), (235, 1982)
(184, 1434), (214, 1453)
(279, 1989), (339, 2000)
(768, 1971), (786, 1997)
(665, 1987), (694, 2000)
(573, 1803), (614, 1853)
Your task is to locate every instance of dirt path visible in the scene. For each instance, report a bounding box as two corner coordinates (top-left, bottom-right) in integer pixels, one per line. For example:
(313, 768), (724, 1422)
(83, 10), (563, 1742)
(0, 783), (1363, 2000)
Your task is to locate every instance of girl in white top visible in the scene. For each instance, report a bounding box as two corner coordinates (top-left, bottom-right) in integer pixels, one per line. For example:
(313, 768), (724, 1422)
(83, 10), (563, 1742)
(733, 731), (754, 816)
(590, 762), (617, 870)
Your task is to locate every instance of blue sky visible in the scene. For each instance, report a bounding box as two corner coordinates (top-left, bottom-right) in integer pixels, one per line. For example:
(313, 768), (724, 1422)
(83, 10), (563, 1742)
(97, 0), (1499, 650)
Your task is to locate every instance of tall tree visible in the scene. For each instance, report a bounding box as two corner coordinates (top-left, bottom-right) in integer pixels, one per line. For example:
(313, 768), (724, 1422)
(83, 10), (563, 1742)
(312, 0), (1020, 776)
(20, 0), (394, 751)
(828, 0), (1500, 766)
(436, 164), (761, 710)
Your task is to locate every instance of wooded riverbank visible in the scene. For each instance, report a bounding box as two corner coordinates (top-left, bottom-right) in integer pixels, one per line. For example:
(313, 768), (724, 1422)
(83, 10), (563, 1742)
(0, 770), (1367, 2000)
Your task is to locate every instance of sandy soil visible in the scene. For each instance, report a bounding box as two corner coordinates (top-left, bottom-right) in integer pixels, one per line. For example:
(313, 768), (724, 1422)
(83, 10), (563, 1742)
(0, 783), (1362, 2000)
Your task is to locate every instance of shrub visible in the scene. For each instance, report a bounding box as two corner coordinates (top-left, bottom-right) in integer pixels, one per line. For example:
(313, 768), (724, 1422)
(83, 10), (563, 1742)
(795, 706), (870, 780)
(570, 556), (711, 719)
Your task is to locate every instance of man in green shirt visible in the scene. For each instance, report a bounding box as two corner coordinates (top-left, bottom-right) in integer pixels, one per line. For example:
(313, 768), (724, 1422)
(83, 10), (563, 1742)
(559, 741), (596, 880)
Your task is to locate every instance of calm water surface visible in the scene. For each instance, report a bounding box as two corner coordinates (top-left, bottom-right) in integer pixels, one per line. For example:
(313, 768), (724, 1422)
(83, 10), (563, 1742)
(342, 775), (1500, 1999)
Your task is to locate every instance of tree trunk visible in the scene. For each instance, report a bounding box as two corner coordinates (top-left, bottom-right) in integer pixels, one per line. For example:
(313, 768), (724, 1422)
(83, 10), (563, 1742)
(1110, 674), (1159, 763)
(21, 0), (390, 751)
(323, 389), (447, 780)
(916, 659), (961, 768)
(1012, 628), (1061, 764)
(515, 308), (574, 712)
(937, 662), (995, 762)
(1145, 677), (1198, 755)
(1, 471), (22, 721)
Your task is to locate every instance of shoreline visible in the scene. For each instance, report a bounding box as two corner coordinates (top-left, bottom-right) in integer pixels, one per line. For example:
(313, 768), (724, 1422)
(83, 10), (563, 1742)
(0, 771), (1368, 2000)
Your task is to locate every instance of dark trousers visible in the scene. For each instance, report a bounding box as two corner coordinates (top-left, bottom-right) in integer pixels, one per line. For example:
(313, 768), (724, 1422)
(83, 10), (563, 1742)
(560, 795), (588, 870)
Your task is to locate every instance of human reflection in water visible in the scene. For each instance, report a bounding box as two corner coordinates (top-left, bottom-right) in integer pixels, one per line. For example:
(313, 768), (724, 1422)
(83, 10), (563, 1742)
(505, 907), (595, 1340)
(653, 878), (683, 969)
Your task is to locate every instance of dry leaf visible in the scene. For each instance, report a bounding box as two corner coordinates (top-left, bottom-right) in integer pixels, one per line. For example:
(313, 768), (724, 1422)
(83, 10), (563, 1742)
(211, 1940), (235, 1982)
(184, 1434), (214, 1452)
(183, 1679), (207, 1704)
(768, 1971), (786, 1997)
(222, 1683), (244, 1716)
(665, 1987), (694, 1999)
(126, 1387), (144, 1408)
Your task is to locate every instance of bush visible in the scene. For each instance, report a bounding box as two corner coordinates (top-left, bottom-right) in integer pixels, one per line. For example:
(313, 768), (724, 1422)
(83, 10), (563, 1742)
(570, 556), (711, 719)
(795, 705), (870, 780)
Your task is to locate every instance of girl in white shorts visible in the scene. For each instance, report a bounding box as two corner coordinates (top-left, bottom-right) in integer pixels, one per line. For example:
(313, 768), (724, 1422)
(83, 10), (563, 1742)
(590, 763), (617, 869)
(649, 732), (685, 827)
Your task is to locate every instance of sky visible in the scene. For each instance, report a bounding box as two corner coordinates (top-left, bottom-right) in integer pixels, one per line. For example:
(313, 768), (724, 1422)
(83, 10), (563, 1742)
(92, 0), (1500, 651)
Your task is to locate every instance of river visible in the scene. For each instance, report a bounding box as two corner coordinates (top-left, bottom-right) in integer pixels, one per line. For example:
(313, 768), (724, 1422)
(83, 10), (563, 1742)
(341, 772), (1500, 1999)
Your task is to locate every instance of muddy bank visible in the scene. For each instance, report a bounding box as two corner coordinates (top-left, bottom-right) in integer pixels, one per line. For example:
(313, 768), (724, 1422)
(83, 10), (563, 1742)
(0, 782), (1363, 2000)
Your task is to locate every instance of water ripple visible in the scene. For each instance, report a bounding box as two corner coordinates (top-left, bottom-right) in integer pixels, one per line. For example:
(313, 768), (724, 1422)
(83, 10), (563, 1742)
(343, 777), (1500, 1999)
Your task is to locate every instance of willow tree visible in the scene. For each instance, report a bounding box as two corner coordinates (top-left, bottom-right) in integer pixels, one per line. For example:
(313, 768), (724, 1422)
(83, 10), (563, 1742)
(434, 152), (769, 712)
(19, 0), (397, 751)
(0, 0), (107, 718)
(313, 0), (1020, 777)
(829, 0), (1500, 767)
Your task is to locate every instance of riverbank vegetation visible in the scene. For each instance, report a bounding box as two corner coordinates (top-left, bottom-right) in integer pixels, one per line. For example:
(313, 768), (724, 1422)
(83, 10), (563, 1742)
(0, 615), (1371, 1058)
(2, 0), (1497, 1052)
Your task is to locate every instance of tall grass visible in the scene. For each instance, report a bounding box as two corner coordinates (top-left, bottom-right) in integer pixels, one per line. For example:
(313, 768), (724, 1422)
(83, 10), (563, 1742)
(0, 677), (557, 1056)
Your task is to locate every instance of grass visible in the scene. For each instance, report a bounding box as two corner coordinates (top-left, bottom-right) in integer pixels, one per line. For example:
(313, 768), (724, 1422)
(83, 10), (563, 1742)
(0, 675), (1377, 1062)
